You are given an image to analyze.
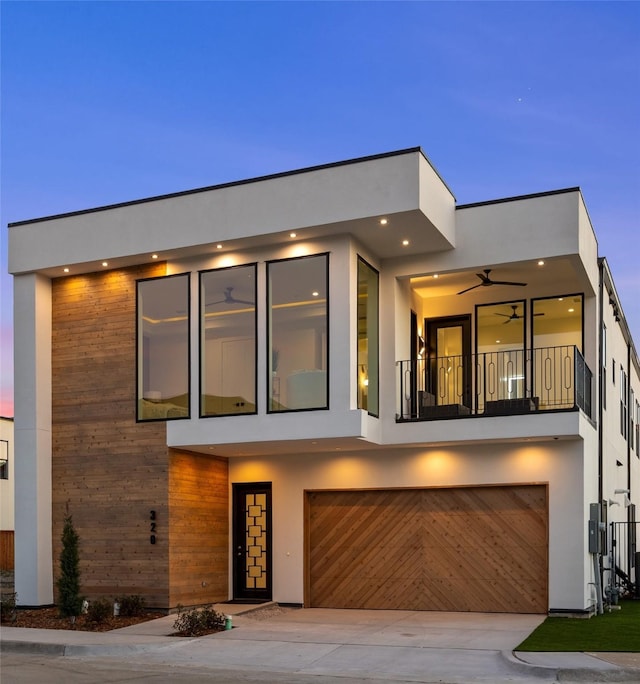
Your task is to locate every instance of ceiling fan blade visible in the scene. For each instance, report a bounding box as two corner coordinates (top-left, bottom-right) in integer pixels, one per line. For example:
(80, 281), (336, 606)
(503, 318), (513, 324)
(490, 280), (527, 287)
(206, 299), (227, 306)
(457, 283), (483, 295)
(233, 298), (254, 305)
(494, 313), (511, 318)
(533, 312), (545, 317)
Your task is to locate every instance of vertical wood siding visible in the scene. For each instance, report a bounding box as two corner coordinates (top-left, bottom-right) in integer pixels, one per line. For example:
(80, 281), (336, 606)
(169, 449), (229, 607)
(52, 264), (172, 608)
(0, 530), (14, 570)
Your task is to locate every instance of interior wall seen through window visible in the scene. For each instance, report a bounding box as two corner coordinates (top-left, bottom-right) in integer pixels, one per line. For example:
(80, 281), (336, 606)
(200, 264), (257, 416)
(137, 273), (190, 421)
(268, 254), (328, 412)
(357, 257), (379, 416)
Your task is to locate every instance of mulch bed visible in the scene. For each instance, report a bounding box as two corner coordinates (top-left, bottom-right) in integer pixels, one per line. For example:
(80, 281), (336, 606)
(2, 606), (161, 632)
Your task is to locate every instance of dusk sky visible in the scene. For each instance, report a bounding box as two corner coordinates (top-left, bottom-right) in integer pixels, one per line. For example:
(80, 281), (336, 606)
(1, 1), (639, 418)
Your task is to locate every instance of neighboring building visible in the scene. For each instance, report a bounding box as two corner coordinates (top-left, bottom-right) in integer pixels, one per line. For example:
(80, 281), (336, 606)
(8, 148), (639, 613)
(0, 416), (14, 570)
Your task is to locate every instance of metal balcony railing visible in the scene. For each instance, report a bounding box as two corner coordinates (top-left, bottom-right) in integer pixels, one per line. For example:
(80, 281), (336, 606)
(396, 345), (592, 421)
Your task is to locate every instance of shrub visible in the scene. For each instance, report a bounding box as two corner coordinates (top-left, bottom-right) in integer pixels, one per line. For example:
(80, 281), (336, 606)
(116, 594), (146, 617)
(0, 592), (17, 623)
(172, 604), (226, 636)
(86, 598), (112, 623)
(57, 515), (83, 618)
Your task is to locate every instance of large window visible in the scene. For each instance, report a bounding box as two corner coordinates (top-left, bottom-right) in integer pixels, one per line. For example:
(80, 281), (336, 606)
(267, 254), (328, 412)
(476, 300), (526, 403)
(531, 294), (584, 410)
(137, 273), (190, 421)
(200, 264), (257, 416)
(621, 367), (628, 439)
(357, 257), (379, 416)
(532, 294), (583, 352)
(0, 439), (8, 480)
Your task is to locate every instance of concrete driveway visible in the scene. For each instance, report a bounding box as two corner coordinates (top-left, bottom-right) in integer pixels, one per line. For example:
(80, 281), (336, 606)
(4, 605), (638, 682)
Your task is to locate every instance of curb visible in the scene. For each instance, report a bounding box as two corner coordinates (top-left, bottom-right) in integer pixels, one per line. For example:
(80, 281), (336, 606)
(503, 651), (640, 683)
(556, 669), (640, 682)
(501, 650), (562, 678)
(0, 638), (180, 657)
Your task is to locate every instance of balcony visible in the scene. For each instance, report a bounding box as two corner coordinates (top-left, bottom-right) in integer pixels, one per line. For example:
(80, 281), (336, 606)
(396, 345), (592, 422)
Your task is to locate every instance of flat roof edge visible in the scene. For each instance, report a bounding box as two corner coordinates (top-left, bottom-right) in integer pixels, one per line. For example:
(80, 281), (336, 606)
(8, 147), (427, 227)
(456, 187), (581, 210)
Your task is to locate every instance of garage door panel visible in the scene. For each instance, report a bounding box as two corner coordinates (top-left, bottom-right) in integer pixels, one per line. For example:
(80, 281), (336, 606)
(308, 485), (548, 614)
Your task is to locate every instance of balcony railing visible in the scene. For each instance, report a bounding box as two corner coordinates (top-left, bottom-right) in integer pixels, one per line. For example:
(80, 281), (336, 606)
(396, 345), (592, 421)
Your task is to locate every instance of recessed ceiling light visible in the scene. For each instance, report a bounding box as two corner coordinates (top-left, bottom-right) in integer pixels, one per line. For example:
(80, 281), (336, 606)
(63, 267), (69, 273)
(402, 240), (409, 246)
(312, 291), (319, 297)
(380, 218), (388, 225)
(538, 260), (545, 266)
(102, 262), (108, 267)
(558, 297), (564, 301)
(568, 308), (575, 313)
(151, 254), (158, 260)
(290, 232), (297, 238)
(496, 339), (501, 344)
(433, 274), (439, 279)
(216, 244), (222, 249)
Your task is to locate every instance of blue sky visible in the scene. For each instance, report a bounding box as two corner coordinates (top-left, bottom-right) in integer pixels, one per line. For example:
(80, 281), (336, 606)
(1, 0), (639, 416)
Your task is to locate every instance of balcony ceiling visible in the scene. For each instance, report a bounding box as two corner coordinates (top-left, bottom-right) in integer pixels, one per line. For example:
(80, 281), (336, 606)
(410, 257), (588, 300)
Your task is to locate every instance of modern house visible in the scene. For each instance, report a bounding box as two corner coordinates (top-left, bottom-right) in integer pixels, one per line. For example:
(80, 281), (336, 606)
(9, 147), (639, 614)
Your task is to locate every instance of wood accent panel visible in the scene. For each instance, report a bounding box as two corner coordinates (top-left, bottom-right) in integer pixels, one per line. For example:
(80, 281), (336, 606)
(52, 264), (172, 608)
(0, 530), (14, 570)
(307, 485), (548, 614)
(169, 449), (229, 607)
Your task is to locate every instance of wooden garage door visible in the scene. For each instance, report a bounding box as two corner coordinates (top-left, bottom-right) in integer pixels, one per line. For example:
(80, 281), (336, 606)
(307, 485), (547, 613)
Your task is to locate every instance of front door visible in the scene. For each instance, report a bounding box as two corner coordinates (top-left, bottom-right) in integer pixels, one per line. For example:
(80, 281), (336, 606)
(425, 315), (472, 408)
(232, 483), (272, 600)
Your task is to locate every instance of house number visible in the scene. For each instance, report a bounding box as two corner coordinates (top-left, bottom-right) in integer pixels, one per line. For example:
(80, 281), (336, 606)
(150, 510), (157, 544)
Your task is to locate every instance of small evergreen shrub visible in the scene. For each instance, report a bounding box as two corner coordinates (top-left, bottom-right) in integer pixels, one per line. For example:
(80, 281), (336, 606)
(172, 604), (226, 636)
(116, 594), (146, 617)
(86, 598), (112, 623)
(0, 592), (17, 623)
(57, 515), (83, 618)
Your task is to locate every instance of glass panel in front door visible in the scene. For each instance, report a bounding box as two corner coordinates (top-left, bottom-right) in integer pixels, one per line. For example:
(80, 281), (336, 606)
(436, 326), (463, 406)
(245, 493), (268, 590)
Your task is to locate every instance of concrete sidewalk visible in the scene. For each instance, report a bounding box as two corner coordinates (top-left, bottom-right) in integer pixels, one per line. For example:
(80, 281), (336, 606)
(2, 604), (640, 683)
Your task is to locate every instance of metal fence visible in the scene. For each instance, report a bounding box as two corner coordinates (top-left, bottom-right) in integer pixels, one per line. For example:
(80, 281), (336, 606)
(397, 345), (592, 421)
(609, 521), (639, 599)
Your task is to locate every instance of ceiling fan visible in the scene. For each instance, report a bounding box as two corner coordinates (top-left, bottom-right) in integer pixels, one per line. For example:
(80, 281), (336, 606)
(206, 286), (254, 306)
(495, 304), (544, 324)
(457, 269), (527, 295)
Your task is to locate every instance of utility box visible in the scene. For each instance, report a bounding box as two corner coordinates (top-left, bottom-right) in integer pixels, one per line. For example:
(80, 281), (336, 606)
(589, 503), (601, 554)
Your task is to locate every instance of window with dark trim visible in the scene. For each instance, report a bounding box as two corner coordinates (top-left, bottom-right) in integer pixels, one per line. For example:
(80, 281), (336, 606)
(636, 400), (640, 457)
(357, 257), (379, 417)
(200, 264), (257, 416)
(620, 367), (628, 439)
(136, 273), (190, 421)
(267, 254), (329, 412)
(602, 323), (607, 410)
(630, 388), (635, 451)
(0, 439), (8, 480)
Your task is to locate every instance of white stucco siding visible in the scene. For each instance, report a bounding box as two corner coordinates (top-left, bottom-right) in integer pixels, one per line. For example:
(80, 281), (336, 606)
(229, 439), (592, 611)
(417, 153), (456, 248)
(10, 151), (454, 276)
(13, 274), (54, 605)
